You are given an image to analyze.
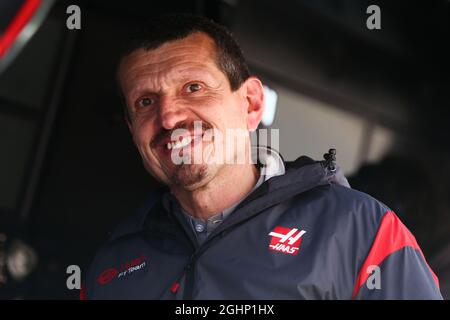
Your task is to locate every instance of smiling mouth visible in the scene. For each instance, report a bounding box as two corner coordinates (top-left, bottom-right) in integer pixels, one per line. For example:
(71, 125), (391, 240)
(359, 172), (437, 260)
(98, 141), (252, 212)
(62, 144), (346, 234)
(165, 134), (204, 150)
(166, 136), (192, 150)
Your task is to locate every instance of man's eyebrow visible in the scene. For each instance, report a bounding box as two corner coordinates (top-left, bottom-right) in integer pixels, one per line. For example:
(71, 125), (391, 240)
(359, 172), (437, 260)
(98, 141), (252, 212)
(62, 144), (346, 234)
(132, 72), (217, 97)
(126, 62), (223, 99)
(128, 88), (158, 104)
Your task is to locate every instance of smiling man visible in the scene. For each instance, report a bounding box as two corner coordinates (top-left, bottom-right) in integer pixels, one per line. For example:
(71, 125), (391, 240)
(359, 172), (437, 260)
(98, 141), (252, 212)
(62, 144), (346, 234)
(82, 14), (442, 300)
(118, 30), (262, 220)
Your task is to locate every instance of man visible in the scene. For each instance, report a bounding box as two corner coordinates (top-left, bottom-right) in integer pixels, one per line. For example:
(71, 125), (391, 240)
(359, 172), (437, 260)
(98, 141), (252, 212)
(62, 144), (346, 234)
(82, 14), (442, 299)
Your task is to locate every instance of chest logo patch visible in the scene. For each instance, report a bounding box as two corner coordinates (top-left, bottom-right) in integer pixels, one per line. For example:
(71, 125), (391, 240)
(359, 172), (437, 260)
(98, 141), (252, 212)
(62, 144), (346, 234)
(268, 226), (306, 255)
(97, 254), (147, 285)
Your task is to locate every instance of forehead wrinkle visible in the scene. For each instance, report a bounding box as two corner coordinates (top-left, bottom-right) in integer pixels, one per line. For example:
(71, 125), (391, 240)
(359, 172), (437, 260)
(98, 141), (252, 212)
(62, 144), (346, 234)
(124, 34), (218, 75)
(125, 59), (222, 100)
(120, 32), (224, 99)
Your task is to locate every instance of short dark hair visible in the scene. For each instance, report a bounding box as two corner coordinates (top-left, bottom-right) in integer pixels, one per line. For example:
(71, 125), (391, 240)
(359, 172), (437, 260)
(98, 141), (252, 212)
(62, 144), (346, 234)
(118, 14), (251, 120)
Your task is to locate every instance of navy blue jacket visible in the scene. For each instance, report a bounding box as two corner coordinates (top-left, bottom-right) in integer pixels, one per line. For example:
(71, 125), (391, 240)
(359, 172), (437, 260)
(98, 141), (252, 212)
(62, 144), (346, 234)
(82, 156), (442, 299)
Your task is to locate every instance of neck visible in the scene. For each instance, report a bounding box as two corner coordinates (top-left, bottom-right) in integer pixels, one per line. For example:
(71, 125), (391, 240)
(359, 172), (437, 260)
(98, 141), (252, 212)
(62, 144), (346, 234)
(171, 163), (260, 220)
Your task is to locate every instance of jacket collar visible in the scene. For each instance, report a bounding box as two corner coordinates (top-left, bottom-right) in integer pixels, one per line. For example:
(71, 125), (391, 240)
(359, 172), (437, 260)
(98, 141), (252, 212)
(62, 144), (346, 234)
(111, 149), (349, 244)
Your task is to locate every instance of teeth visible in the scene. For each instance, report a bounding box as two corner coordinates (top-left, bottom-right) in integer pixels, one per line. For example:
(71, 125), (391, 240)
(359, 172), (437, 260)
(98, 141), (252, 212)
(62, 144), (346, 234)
(166, 136), (192, 150)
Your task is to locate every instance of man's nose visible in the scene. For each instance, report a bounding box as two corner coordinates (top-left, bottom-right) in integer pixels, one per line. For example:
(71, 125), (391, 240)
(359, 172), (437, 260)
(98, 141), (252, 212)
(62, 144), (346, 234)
(158, 97), (188, 130)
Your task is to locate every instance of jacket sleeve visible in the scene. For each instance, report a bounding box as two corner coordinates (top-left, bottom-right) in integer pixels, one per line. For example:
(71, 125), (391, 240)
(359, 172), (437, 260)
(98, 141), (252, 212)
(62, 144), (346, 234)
(353, 211), (442, 299)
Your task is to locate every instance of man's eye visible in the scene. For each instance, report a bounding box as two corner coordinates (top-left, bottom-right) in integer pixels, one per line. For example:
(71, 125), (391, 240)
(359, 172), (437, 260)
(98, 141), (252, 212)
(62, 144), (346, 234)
(136, 97), (155, 108)
(185, 83), (202, 93)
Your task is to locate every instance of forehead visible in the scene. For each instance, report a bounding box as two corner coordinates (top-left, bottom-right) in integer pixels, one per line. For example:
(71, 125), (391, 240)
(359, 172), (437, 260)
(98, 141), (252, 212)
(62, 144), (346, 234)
(118, 32), (222, 93)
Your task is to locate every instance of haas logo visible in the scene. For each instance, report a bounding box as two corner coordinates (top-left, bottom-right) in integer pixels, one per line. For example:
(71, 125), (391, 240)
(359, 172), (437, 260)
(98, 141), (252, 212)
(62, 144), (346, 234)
(268, 226), (306, 255)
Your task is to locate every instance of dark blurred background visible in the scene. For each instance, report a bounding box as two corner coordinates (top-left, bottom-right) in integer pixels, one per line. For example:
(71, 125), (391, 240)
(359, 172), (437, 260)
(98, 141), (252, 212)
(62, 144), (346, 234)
(0, 0), (449, 299)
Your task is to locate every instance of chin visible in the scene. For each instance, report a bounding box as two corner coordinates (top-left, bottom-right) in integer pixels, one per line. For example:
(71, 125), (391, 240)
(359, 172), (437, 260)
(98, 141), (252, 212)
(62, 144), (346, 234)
(171, 163), (214, 191)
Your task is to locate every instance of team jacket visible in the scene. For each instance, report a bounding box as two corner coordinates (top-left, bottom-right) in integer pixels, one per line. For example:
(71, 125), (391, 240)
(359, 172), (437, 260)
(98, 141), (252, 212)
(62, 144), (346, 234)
(82, 156), (442, 299)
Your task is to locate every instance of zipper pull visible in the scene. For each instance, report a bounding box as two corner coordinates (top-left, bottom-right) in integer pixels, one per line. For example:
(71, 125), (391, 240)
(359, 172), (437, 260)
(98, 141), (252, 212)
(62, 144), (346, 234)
(323, 148), (337, 172)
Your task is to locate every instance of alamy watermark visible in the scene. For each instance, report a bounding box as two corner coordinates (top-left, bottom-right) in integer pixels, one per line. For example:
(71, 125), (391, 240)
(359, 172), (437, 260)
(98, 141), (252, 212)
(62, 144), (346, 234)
(66, 5), (81, 30)
(366, 5), (381, 30)
(166, 121), (281, 168)
(366, 265), (381, 290)
(66, 264), (81, 290)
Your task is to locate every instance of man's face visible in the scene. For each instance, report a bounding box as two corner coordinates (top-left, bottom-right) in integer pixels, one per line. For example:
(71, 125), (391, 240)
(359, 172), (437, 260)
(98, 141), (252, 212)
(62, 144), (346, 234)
(118, 32), (258, 190)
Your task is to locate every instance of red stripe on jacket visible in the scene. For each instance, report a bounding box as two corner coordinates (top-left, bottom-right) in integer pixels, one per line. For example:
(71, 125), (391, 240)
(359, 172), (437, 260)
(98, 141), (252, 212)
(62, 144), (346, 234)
(352, 211), (439, 299)
(80, 283), (87, 300)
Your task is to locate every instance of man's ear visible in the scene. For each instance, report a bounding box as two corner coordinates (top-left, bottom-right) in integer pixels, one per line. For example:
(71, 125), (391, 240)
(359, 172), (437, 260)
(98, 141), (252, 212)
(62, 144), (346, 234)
(243, 77), (265, 132)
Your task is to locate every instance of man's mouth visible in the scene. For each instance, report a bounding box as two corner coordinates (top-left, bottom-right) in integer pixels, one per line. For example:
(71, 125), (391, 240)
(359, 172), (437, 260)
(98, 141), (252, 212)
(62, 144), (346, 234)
(166, 135), (191, 150)
(164, 133), (204, 151)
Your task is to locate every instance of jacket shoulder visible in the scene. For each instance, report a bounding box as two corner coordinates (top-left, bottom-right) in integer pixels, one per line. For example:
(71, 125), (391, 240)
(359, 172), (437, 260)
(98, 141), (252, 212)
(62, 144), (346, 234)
(323, 184), (391, 222)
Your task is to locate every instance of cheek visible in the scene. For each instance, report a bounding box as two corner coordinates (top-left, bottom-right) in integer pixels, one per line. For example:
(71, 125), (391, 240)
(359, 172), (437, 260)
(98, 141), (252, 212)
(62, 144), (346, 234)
(130, 118), (156, 149)
(222, 96), (247, 126)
